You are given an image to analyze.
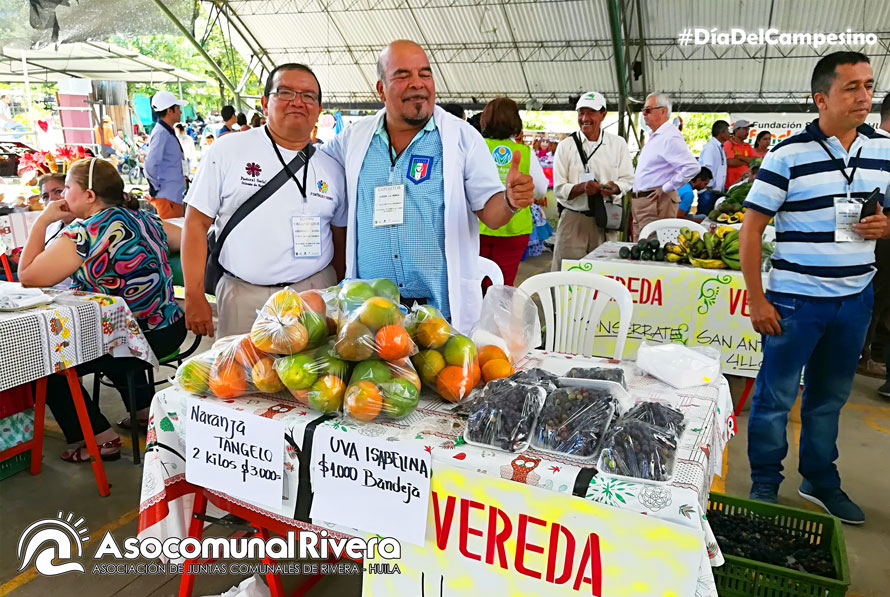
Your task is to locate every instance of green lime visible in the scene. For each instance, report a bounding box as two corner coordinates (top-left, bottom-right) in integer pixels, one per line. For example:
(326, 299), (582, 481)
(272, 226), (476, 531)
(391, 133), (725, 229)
(381, 378), (420, 419)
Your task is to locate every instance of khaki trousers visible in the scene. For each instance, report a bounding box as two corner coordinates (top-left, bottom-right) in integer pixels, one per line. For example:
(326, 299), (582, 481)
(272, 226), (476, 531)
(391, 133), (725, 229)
(631, 190), (679, 240)
(216, 265), (337, 338)
(550, 209), (604, 271)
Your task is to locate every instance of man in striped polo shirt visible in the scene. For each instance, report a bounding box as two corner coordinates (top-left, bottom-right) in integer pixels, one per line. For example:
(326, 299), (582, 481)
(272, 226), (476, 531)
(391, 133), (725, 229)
(740, 52), (890, 524)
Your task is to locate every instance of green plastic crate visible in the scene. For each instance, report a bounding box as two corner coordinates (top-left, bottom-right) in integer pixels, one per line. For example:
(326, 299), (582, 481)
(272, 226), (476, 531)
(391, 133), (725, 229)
(707, 492), (850, 597)
(0, 452), (31, 481)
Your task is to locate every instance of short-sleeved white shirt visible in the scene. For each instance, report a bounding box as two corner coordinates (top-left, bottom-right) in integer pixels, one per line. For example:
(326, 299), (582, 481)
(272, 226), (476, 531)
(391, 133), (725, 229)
(187, 126), (347, 285)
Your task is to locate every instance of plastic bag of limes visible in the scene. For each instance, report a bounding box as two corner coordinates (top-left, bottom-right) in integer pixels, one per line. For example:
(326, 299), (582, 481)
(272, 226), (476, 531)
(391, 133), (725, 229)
(342, 357), (422, 422)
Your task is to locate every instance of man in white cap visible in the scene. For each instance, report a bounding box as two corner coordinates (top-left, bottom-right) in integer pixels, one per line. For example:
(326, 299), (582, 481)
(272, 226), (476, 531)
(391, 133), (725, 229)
(724, 119), (755, 189)
(145, 90), (189, 219)
(551, 91), (634, 270)
(631, 92), (700, 240)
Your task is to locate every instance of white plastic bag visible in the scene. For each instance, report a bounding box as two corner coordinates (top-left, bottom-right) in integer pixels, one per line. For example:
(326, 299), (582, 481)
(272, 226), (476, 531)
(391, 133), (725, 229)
(470, 285), (541, 362)
(636, 342), (720, 389)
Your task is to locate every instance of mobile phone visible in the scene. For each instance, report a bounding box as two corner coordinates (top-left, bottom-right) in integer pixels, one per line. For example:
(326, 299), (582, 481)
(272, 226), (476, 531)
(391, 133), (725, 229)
(859, 187), (881, 220)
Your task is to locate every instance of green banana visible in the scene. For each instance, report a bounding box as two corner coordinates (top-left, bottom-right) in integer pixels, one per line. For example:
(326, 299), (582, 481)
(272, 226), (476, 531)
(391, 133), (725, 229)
(666, 253), (684, 263)
(722, 256), (740, 270)
(703, 232), (719, 259)
(692, 239), (706, 258)
(680, 227), (692, 241)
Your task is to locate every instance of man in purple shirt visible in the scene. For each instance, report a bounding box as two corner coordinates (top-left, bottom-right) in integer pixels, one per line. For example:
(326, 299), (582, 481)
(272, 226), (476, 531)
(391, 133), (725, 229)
(631, 93), (700, 240)
(145, 91), (188, 219)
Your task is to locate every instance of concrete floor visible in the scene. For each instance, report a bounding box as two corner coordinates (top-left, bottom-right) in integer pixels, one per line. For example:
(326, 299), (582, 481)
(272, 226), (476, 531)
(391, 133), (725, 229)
(1, 252), (887, 596)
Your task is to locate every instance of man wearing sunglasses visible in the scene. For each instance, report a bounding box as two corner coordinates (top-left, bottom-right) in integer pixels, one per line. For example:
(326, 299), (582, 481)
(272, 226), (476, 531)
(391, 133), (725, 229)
(182, 64), (347, 338)
(631, 93), (700, 240)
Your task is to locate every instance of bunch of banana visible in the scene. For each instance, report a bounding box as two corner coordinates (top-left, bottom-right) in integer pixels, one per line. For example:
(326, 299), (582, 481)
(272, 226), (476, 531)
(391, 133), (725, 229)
(689, 257), (727, 269)
(721, 229), (741, 269)
(703, 231), (721, 258)
(664, 241), (687, 263)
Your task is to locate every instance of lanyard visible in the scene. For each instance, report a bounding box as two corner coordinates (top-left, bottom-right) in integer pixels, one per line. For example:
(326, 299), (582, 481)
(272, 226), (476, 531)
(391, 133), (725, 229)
(265, 126), (310, 201)
(815, 138), (862, 187)
(382, 117), (398, 169)
(573, 132), (604, 173)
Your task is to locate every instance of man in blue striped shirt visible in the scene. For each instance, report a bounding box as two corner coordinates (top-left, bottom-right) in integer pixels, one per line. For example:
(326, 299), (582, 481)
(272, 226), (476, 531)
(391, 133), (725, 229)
(740, 52), (890, 524)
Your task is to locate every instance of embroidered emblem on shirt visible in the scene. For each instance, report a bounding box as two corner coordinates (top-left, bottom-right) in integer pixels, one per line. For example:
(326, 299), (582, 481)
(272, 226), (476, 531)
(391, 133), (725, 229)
(317, 180), (328, 193)
(492, 145), (513, 166)
(245, 162), (262, 177)
(407, 155), (433, 184)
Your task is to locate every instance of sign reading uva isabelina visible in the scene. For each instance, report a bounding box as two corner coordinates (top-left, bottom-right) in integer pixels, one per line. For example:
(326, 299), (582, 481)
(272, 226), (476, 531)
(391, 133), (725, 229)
(363, 468), (703, 597)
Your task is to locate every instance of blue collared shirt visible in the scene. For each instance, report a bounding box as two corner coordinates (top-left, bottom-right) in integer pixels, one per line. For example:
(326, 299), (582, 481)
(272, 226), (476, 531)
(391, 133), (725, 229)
(145, 119), (185, 203)
(355, 117), (450, 317)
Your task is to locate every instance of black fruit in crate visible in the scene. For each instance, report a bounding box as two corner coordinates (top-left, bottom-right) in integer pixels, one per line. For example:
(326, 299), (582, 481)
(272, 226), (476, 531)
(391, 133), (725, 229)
(621, 402), (685, 435)
(708, 510), (836, 579)
(600, 419), (678, 481)
(465, 379), (542, 452)
(532, 387), (613, 457)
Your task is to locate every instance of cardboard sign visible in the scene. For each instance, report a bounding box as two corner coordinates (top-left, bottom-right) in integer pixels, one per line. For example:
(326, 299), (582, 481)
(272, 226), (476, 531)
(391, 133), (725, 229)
(363, 468), (703, 597)
(310, 426), (431, 546)
(185, 397), (285, 510)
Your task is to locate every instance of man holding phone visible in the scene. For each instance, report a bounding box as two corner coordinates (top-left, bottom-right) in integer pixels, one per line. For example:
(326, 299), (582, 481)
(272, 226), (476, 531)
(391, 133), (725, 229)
(739, 52), (890, 523)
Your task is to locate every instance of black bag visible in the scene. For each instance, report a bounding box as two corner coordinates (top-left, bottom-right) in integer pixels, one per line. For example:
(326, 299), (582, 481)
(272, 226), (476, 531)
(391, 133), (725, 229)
(567, 132), (624, 230)
(204, 145), (315, 294)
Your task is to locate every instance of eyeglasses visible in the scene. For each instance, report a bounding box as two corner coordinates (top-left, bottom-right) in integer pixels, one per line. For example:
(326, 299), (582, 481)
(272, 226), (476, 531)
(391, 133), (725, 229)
(642, 106), (666, 115)
(270, 88), (319, 106)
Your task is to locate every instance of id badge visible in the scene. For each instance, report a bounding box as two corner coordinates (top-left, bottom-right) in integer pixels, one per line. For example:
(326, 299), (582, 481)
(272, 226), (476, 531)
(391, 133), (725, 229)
(834, 196), (864, 243)
(292, 216), (322, 257)
(373, 184), (405, 227)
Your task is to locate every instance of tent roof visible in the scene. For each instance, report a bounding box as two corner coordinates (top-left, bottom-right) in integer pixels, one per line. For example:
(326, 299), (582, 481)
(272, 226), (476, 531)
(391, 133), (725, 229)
(215, 0), (890, 112)
(0, 41), (208, 84)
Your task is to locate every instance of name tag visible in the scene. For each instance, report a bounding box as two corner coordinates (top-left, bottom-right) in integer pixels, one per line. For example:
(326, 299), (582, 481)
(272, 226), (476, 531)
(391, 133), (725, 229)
(834, 196), (865, 243)
(292, 216), (321, 257)
(374, 184), (405, 227)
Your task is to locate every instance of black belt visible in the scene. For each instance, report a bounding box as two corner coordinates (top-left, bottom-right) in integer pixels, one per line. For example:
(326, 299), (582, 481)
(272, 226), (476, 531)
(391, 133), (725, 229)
(224, 271), (301, 288)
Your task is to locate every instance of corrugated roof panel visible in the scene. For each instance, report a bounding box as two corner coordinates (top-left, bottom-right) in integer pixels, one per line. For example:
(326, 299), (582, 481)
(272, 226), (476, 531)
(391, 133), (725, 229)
(239, 13), (334, 50)
(523, 60), (617, 96)
(505, 0), (612, 43)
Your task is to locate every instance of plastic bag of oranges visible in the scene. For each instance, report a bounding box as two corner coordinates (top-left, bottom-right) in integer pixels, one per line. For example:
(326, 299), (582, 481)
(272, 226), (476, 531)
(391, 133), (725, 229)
(470, 285), (540, 379)
(406, 305), (482, 402)
(274, 341), (352, 414)
(343, 357), (422, 423)
(250, 288), (331, 355)
(175, 334), (289, 400)
(332, 279), (415, 362)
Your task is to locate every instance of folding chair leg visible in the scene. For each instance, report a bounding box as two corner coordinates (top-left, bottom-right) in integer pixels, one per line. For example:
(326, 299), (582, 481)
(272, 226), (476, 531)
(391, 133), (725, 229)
(178, 490), (208, 597)
(254, 525), (284, 597)
(126, 371), (141, 465)
(64, 369), (110, 496)
(30, 379), (47, 475)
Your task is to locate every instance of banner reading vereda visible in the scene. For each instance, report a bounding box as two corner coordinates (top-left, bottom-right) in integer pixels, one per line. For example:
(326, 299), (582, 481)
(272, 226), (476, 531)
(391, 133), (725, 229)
(363, 468), (703, 596)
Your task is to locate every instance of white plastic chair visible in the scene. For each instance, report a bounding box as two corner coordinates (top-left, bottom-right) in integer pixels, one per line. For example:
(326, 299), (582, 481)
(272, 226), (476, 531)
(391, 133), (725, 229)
(639, 218), (707, 245)
(478, 257), (504, 286)
(518, 271), (634, 360)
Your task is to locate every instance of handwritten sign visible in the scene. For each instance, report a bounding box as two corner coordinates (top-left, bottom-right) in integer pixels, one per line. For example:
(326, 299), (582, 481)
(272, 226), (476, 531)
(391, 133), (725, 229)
(310, 426), (431, 546)
(363, 468), (703, 597)
(185, 397), (285, 510)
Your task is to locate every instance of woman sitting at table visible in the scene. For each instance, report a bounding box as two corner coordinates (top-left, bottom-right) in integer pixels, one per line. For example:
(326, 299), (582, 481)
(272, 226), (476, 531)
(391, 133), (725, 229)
(18, 158), (186, 462)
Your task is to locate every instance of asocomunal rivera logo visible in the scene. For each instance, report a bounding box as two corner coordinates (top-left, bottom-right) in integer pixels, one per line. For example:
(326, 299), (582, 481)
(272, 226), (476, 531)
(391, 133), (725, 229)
(492, 145), (512, 166)
(18, 511), (89, 576)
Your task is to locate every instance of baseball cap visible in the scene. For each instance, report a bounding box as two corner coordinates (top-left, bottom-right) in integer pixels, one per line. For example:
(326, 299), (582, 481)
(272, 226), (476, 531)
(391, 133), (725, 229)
(576, 91), (607, 111)
(151, 90), (188, 112)
(731, 119), (751, 131)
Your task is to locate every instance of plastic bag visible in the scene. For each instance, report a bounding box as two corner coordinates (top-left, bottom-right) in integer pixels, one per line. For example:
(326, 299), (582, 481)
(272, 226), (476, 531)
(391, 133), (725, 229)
(598, 419), (679, 482)
(406, 304), (481, 402)
(175, 334), (284, 399)
(563, 366), (627, 390)
(471, 285), (540, 362)
(531, 386), (614, 461)
(636, 342), (720, 389)
(330, 279), (415, 362)
(343, 357), (422, 422)
(175, 352), (214, 395)
(620, 401), (686, 436)
(273, 341), (351, 413)
(464, 377), (545, 453)
(250, 288), (329, 356)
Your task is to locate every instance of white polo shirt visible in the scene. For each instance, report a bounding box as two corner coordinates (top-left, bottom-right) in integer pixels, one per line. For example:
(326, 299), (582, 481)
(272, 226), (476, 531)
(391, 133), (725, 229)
(187, 126), (347, 285)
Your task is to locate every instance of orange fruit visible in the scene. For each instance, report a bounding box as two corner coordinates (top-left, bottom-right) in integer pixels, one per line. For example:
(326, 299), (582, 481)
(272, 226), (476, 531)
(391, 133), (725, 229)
(482, 358), (514, 383)
(344, 380), (383, 422)
(299, 290), (327, 316)
(209, 359), (248, 399)
(289, 387), (310, 404)
(470, 359), (482, 387)
(376, 325), (413, 361)
(416, 318), (450, 349)
(436, 366), (474, 402)
(478, 345), (509, 368)
(252, 357), (285, 393)
(265, 288), (302, 317)
(234, 335), (266, 368)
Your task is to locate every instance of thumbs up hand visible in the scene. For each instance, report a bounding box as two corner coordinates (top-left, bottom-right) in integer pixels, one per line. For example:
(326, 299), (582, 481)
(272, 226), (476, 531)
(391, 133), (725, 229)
(505, 151), (534, 210)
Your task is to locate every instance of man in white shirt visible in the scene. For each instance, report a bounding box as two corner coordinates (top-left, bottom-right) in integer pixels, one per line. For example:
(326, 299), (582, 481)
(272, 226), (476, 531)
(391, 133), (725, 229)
(174, 123), (199, 175)
(182, 63), (347, 338)
(551, 91), (634, 270)
(697, 119), (730, 215)
(631, 93), (700, 240)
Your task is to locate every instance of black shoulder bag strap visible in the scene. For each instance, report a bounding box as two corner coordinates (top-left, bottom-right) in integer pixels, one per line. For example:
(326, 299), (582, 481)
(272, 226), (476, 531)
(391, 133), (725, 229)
(571, 132), (592, 168)
(204, 144), (316, 294)
(569, 132), (606, 226)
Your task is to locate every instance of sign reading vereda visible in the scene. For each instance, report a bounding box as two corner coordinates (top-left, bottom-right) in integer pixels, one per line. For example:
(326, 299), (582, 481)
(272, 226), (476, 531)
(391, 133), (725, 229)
(363, 469), (703, 596)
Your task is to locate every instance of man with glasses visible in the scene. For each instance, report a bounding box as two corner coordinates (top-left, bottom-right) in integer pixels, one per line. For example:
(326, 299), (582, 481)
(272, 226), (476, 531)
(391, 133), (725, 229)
(321, 40), (534, 332)
(182, 63), (347, 338)
(631, 93), (700, 240)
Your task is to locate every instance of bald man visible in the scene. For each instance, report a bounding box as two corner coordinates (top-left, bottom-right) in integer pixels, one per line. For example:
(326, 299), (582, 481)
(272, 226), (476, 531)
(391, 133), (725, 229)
(321, 40), (535, 332)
